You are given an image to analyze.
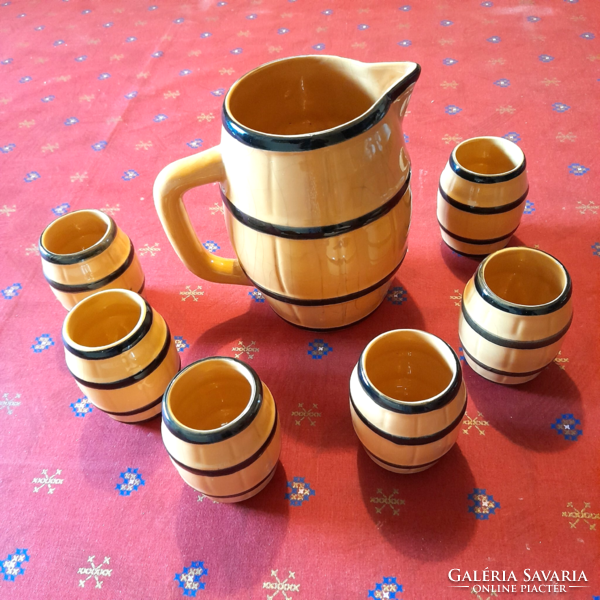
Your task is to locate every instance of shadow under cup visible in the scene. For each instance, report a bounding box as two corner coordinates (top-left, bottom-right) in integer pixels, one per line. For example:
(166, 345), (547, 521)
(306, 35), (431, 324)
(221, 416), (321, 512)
(161, 358), (281, 502)
(350, 330), (468, 474)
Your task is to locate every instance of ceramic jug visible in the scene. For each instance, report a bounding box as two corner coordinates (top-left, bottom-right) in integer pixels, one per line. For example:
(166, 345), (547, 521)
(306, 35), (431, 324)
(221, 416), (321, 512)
(154, 56), (420, 329)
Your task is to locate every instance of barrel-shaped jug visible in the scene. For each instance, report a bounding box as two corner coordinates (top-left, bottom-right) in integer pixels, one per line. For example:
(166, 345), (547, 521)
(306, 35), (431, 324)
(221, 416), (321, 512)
(154, 56), (420, 329)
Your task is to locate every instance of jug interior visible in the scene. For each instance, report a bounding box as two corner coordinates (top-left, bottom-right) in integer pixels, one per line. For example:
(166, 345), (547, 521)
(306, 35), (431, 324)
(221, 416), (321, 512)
(168, 360), (253, 431)
(454, 137), (524, 176)
(65, 291), (143, 348)
(42, 210), (110, 255)
(363, 332), (454, 403)
(226, 57), (376, 135)
(482, 248), (567, 306)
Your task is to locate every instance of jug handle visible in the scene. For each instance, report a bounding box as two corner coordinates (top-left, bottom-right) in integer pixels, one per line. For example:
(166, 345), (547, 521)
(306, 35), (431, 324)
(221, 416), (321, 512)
(153, 146), (250, 286)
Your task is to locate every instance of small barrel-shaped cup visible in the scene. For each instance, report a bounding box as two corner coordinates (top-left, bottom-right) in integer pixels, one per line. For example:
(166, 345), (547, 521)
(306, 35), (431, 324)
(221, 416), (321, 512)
(161, 357), (281, 503)
(40, 209), (145, 310)
(459, 247), (573, 384)
(350, 330), (467, 473)
(62, 289), (180, 422)
(437, 136), (528, 257)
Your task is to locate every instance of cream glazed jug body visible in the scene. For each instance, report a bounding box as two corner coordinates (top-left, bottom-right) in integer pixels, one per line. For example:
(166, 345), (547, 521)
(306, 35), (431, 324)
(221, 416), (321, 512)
(154, 55), (421, 329)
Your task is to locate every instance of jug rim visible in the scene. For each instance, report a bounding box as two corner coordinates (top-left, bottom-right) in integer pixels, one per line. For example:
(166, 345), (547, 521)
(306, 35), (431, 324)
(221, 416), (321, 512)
(222, 55), (420, 152)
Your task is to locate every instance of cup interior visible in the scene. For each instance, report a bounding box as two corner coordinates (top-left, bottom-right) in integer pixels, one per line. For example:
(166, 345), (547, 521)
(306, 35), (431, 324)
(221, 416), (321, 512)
(41, 210), (110, 256)
(362, 330), (456, 403)
(226, 56), (374, 136)
(167, 359), (254, 431)
(64, 290), (143, 349)
(482, 248), (567, 306)
(454, 137), (524, 176)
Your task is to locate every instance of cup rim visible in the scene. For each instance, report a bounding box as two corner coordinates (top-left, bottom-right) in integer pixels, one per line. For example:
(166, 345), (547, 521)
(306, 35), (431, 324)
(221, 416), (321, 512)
(162, 357), (263, 444)
(62, 289), (148, 354)
(476, 247), (572, 316)
(39, 209), (116, 266)
(358, 329), (462, 415)
(450, 136), (526, 184)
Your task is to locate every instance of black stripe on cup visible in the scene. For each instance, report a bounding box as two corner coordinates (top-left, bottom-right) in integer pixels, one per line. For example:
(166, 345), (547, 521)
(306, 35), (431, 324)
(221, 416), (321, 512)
(165, 409), (278, 477)
(441, 240), (488, 259)
(350, 393), (467, 445)
(98, 394), (164, 417)
(200, 464), (278, 500)
(222, 174), (410, 240)
(459, 342), (549, 378)
(357, 338), (462, 415)
(44, 240), (136, 293)
(474, 250), (573, 316)
(131, 412), (164, 425)
(162, 357), (263, 445)
(222, 63), (421, 152)
(39, 212), (117, 265)
(243, 249), (406, 307)
(63, 300), (153, 360)
(363, 447), (441, 471)
(438, 184), (529, 215)
(461, 301), (572, 350)
(69, 328), (173, 389)
(438, 220), (519, 246)
(449, 152), (526, 184)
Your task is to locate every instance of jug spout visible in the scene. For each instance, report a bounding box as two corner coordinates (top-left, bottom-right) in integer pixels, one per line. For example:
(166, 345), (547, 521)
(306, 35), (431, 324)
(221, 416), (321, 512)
(360, 61), (421, 114)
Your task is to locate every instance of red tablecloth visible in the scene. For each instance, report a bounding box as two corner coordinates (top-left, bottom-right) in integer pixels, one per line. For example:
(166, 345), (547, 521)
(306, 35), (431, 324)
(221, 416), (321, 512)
(1, 0), (599, 598)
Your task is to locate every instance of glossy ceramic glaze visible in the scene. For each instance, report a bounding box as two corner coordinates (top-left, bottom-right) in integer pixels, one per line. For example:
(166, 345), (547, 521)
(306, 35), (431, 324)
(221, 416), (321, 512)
(350, 329), (467, 473)
(459, 247), (573, 384)
(161, 357), (281, 502)
(437, 137), (528, 257)
(62, 289), (180, 422)
(154, 55), (420, 329)
(40, 209), (145, 310)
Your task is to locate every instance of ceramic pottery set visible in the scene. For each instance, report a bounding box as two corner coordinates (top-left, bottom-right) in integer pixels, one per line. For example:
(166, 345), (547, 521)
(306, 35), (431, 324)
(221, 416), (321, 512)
(39, 56), (573, 502)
